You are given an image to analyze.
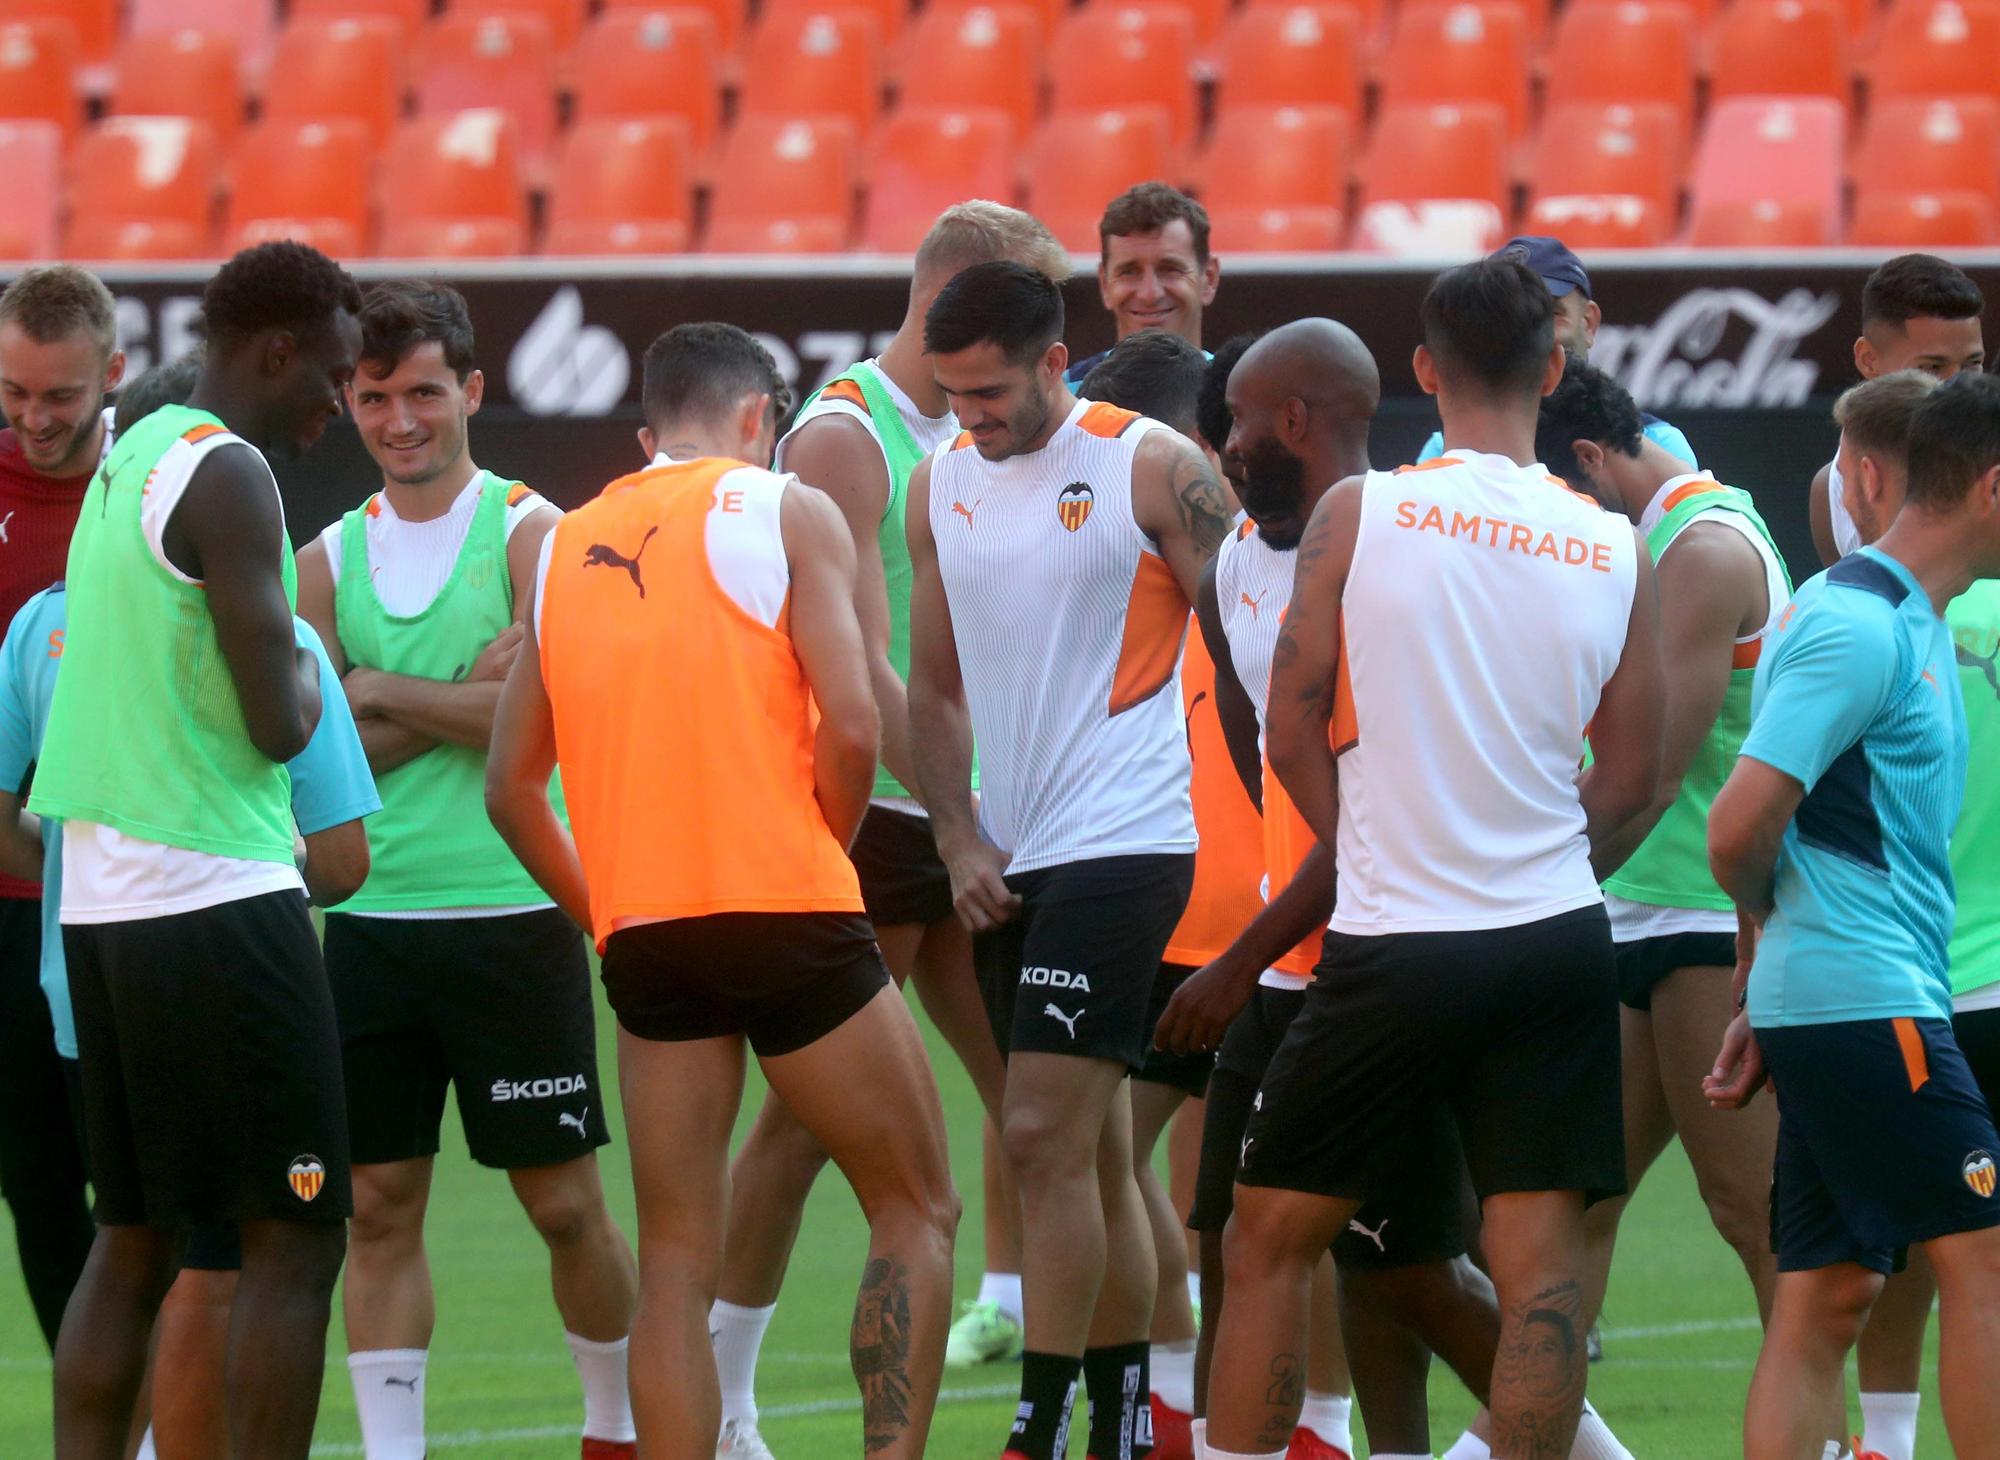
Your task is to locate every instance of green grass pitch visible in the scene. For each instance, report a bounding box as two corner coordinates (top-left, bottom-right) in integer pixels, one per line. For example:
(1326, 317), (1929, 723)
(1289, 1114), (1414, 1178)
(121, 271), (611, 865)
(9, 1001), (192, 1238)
(0, 983), (1951, 1457)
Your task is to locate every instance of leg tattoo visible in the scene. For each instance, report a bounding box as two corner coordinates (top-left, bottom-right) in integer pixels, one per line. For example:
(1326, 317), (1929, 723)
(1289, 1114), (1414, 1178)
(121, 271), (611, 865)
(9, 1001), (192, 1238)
(1255, 1352), (1306, 1449)
(1492, 1280), (1587, 1460)
(853, 1257), (915, 1452)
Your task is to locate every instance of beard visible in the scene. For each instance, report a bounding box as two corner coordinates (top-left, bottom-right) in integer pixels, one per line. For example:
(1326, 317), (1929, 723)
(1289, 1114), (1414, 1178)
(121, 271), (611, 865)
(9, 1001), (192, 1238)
(1238, 438), (1308, 547)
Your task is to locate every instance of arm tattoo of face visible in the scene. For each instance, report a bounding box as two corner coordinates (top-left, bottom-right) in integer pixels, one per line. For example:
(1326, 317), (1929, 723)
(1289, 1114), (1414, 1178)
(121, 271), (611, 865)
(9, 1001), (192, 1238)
(1171, 450), (1235, 559)
(852, 1257), (916, 1451)
(1254, 1352), (1307, 1448)
(1491, 1279), (1587, 1460)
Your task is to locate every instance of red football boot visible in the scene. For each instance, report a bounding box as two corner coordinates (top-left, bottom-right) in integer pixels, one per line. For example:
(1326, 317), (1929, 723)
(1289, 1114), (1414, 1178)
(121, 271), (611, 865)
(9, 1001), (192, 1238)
(1287, 1424), (1355, 1460)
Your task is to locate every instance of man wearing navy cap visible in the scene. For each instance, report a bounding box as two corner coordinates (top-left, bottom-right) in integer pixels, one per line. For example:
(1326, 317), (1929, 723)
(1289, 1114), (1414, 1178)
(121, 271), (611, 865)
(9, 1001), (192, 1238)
(1415, 237), (1698, 470)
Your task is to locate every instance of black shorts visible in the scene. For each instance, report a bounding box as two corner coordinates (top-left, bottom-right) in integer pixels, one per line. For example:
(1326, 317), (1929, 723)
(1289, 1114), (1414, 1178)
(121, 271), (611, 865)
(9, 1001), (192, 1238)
(851, 806), (953, 928)
(325, 908), (609, 1170)
(974, 853), (1195, 1069)
(1191, 983), (1464, 1269)
(600, 911), (889, 1056)
(64, 890), (352, 1226)
(1953, 1005), (2000, 1109)
(1133, 962), (1215, 1096)
(1762, 1016), (2000, 1275)
(1615, 930), (1737, 1011)
(1240, 905), (1624, 1208)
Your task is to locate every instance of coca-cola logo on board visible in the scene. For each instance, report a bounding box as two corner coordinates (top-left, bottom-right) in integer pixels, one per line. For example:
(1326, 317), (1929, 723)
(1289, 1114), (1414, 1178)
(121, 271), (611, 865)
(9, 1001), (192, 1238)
(1593, 288), (1842, 411)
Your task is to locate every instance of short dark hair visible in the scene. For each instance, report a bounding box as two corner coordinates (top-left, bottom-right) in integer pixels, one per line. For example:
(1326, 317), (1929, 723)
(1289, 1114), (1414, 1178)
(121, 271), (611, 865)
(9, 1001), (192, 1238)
(1080, 330), (1207, 436)
(114, 349), (203, 436)
(1196, 332), (1258, 456)
(1099, 182), (1210, 267)
(1535, 359), (1643, 482)
(923, 260), (1064, 365)
(359, 279), (476, 380)
(1421, 257), (1556, 397)
(640, 323), (788, 433)
(1906, 371), (2000, 511)
(201, 241), (362, 356)
(1862, 254), (1984, 330)
(1833, 370), (1939, 463)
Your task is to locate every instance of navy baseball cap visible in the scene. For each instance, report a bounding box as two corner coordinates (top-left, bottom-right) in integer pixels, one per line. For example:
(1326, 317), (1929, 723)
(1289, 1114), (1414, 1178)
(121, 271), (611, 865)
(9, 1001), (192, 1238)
(1492, 236), (1592, 298)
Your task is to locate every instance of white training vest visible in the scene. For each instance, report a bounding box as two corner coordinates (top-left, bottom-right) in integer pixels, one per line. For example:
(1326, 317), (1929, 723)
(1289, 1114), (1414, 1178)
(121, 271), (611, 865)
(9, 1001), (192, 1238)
(928, 397), (1195, 874)
(1333, 450), (1639, 934)
(1827, 451), (1863, 559)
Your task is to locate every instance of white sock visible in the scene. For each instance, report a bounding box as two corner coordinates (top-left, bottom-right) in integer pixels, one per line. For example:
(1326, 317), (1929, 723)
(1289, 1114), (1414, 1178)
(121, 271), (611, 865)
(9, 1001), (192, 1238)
(1443, 1432), (1493, 1460)
(1204, 1447), (1287, 1460)
(348, 1348), (427, 1460)
(1823, 1445), (1846, 1460)
(1297, 1390), (1353, 1451)
(566, 1331), (637, 1444)
(1860, 1391), (1921, 1460)
(134, 1430), (156, 1460)
(978, 1270), (1024, 1326)
(709, 1300), (775, 1425)
(1571, 1400), (1636, 1460)
(1191, 1417), (1208, 1458)
(1150, 1338), (1198, 1412)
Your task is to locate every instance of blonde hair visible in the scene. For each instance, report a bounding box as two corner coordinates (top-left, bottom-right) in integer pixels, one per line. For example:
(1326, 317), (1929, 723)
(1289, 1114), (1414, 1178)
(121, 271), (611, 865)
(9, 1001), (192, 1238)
(1834, 369), (1940, 463)
(0, 265), (117, 358)
(915, 201), (1072, 287)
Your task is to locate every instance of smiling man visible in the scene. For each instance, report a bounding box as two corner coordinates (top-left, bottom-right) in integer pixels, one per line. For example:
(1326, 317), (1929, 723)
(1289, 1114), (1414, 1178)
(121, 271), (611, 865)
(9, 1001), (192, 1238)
(1066, 184), (1221, 386)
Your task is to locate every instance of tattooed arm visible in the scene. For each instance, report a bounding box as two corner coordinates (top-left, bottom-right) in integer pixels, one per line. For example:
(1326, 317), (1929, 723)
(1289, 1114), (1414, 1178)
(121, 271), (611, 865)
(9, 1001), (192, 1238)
(1132, 426), (1240, 602)
(1265, 477), (1363, 850)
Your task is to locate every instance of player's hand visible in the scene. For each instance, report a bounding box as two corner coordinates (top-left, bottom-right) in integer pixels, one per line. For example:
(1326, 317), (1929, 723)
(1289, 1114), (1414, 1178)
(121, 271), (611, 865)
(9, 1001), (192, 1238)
(943, 838), (1020, 933)
(1703, 1011), (1768, 1109)
(469, 623), (526, 682)
(1156, 953), (1259, 1055)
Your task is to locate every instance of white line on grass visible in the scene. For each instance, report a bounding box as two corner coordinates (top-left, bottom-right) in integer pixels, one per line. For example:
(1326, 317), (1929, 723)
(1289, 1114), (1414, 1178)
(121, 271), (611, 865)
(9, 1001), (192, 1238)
(1598, 1315), (1762, 1341)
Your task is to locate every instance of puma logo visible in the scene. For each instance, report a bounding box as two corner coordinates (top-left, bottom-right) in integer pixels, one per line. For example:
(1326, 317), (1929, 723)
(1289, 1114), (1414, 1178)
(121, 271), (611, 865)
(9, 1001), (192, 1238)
(1961, 642), (2000, 701)
(951, 498), (981, 528)
(383, 1374), (420, 1393)
(1183, 689), (1208, 755)
(1043, 1003), (1081, 1038)
(559, 1108), (589, 1138)
(1240, 589), (1266, 619)
(1347, 1216), (1389, 1253)
(583, 525), (658, 598)
(0, 510), (12, 544)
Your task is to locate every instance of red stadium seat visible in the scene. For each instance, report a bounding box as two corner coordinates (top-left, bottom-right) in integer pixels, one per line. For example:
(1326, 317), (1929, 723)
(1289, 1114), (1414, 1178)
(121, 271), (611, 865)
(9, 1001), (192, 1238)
(129, 0), (276, 64)
(1213, 6), (1363, 120)
(66, 117), (221, 260)
(1524, 193), (1669, 247)
(545, 117), (696, 254)
(0, 121), (60, 258)
(415, 13), (558, 168)
(111, 30), (246, 147)
(1709, 0), (1850, 105)
(379, 110), (528, 257)
(572, 10), (722, 158)
(1544, 1), (1694, 119)
(738, 10), (885, 133)
(225, 118), (373, 255)
(1199, 105), (1351, 213)
(288, 0), (431, 43)
(896, 5), (1042, 134)
(1849, 189), (2000, 244)
(0, 19), (82, 140)
(862, 108), (1016, 250)
(0, 0), (117, 63)
(1086, 0), (1232, 46)
(707, 116), (857, 253)
(1208, 206), (1346, 250)
(445, 0), (588, 50)
(603, 0), (745, 53)
(1855, 97), (2000, 202)
(1869, 0), (2000, 104)
(1530, 101), (1685, 216)
(766, 0), (909, 44)
(1353, 101), (1509, 253)
(1049, 6), (1199, 148)
(1687, 96), (1843, 245)
(927, 0), (1072, 43)
(1378, 3), (1533, 137)
(1247, 0), (1385, 45)
(1025, 107), (1177, 248)
(263, 18), (404, 148)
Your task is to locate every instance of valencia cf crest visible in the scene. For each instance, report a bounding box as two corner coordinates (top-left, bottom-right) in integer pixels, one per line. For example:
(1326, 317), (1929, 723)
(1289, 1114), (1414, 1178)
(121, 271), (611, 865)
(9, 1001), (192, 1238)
(288, 1155), (326, 1203)
(1965, 1150), (1997, 1198)
(1057, 482), (1094, 532)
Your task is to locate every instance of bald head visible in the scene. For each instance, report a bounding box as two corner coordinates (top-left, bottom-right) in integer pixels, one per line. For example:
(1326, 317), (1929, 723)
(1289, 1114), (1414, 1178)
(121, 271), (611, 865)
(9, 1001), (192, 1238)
(1224, 319), (1379, 548)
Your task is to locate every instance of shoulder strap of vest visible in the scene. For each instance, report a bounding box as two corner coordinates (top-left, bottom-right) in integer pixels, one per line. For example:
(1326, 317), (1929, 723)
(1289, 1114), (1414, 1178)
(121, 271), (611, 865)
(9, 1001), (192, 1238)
(1648, 479), (1790, 594)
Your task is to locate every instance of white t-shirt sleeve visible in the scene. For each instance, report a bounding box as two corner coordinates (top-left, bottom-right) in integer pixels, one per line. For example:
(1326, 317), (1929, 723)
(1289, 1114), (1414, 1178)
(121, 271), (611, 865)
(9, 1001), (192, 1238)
(704, 468), (791, 629)
(504, 489), (555, 539)
(533, 528), (555, 641)
(140, 436), (285, 585)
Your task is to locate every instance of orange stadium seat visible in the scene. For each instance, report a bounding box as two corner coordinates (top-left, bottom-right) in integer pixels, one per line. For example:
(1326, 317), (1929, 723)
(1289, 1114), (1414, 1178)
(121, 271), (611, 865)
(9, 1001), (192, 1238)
(1353, 101), (1509, 252)
(111, 30), (246, 147)
(416, 13), (558, 167)
(1544, 1), (1694, 118)
(288, 0), (432, 42)
(1869, 0), (2000, 104)
(573, 10), (722, 158)
(1200, 106), (1350, 251)
(1525, 193), (1669, 246)
(1213, 6), (1363, 119)
(128, 0), (276, 62)
(263, 18), (405, 147)
(445, 0), (589, 50)
(1209, 206), (1346, 249)
(739, 10), (886, 133)
(1049, 6), (1199, 148)
(1086, 0), (1232, 47)
(1687, 96), (1843, 245)
(928, 0), (1073, 43)
(0, 121), (60, 258)
(1850, 188), (2000, 244)
(1708, 0), (1850, 105)
(1688, 196), (1838, 244)
(1247, 0), (1386, 47)
(0, 1), (117, 63)
(379, 110), (528, 256)
(1530, 101), (1685, 216)
(766, 0), (910, 44)
(225, 118), (373, 255)
(1025, 107), (1177, 247)
(707, 116), (858, 252)
(1378, 4), (1533, 137)
(66, 117), (221, 260)
(546, 117), (696, 254)
(601, 0), (748, 52)
(0, 19), (82, 140)
(863, 108), (1016, 250)
(897, 5), (1042, 135)
(1856, 97), (2000, 202)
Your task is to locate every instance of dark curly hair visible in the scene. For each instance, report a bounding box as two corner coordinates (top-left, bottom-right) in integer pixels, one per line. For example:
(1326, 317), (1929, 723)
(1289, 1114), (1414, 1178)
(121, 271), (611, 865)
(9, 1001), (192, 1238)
(200, 241), (363, 354)
(1536, 359), (1644, 483)
(1196, 332), (1258, 457)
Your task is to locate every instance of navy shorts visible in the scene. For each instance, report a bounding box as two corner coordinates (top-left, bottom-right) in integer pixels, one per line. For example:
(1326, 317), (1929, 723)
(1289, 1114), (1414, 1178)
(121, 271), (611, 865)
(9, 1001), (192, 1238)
(1761, 1016), (2000, 1274)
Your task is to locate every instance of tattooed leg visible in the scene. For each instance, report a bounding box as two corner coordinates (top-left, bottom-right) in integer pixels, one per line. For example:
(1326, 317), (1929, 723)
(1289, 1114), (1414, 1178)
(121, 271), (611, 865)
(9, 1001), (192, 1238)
(1481, 1191), (1591, 1460)
(853, 1257), (916, 1453)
